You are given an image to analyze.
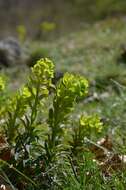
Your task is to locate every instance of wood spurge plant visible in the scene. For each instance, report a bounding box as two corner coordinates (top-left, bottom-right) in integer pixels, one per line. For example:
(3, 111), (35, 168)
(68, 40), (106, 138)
(0, 58), (107, 189)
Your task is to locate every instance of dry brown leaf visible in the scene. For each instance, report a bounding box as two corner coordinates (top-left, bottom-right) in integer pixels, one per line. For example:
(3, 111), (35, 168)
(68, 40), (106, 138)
(0, 184), (12, 190)
(90, 136), (112, 161)
(0, 148), (11, 161)
(97, 135), (113, 150)
(89, 136), (126, 175)
(0, 177), (12, 190)
(0, 135), (11, 161)
(99, 154), (126, 176)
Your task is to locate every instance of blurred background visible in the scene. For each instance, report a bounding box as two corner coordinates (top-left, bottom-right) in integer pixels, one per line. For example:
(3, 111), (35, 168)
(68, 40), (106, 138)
(1, 0), (126, 89)
(1, 0), (126, 39)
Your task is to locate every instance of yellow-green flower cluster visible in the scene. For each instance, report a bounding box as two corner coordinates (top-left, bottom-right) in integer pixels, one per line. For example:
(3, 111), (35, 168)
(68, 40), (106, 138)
(56, 72), (88, 99)
(22, 86), (32, 98)
(8, 58), (54, 118)
(30, 58), (54, 96)
(53, 73), (88, 122)
(80, 115), (103, 133)
(31, 58), (54, 86)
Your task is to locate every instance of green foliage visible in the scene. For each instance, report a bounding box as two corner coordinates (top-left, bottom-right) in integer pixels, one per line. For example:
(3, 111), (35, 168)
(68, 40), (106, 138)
(0, 76), (5, 91)
(68, 115), (103, 157)
(1, 57), (123, 189)
(62, 152), (103, 190)
(5, 58), (54, 143)
(45, 72), (89, 163)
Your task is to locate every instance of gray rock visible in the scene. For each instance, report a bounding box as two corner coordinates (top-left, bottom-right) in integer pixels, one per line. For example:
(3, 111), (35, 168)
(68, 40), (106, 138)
(0, 37), (22, 67)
